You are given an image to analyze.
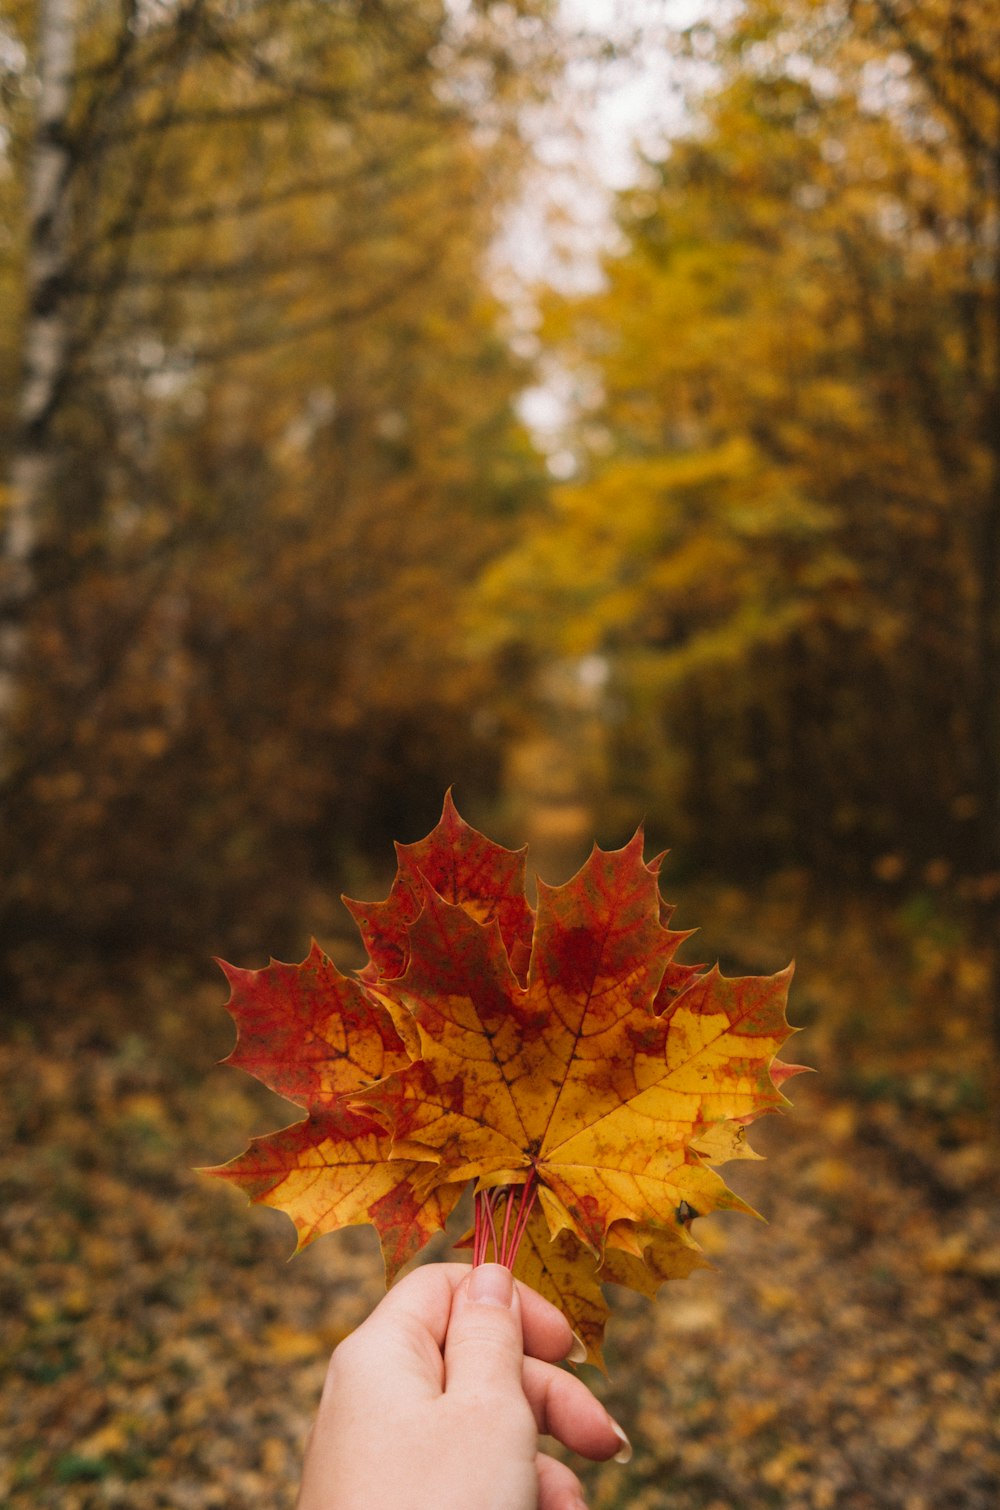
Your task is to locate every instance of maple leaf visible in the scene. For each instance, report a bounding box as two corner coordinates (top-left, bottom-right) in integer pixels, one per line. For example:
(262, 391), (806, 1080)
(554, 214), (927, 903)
(206, 796), (800, 1364)
(216, 943), (409, 1103)
(344, 789), (535, 984)
(203, 942), (459, 1279)
(357, 835), (793, 1252)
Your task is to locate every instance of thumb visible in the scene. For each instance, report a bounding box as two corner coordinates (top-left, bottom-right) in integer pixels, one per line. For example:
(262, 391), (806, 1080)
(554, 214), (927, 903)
(443, 1263), (525, 1398)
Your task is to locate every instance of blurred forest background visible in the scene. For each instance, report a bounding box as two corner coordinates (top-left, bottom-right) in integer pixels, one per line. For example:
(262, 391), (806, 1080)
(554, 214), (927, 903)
(2, 0), (1000, 1507)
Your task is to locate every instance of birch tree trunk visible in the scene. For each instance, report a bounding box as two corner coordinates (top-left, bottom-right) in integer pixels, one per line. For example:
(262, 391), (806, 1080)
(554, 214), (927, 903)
(0, 0), (78, 773)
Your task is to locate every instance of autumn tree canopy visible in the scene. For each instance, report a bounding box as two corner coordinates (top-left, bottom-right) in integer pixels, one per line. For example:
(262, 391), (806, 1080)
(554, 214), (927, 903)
(0, 0), (554, 981)
(2, 0), (999, 1007)
(475, 0), (1000, 888)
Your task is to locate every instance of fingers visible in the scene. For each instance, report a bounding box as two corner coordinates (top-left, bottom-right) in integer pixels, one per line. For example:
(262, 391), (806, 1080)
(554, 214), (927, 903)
(370, 1262), (466, 1352)
(440, 1263), (582, 1392)
(443, 1263), (526, 1397)
(373, 1262), (574, 1364)
(537, 1452), (589, 1510)
(332, 1261), (593, 1422)
(522, 1356), (632, 1464)
(330, 1265), (458, 1400)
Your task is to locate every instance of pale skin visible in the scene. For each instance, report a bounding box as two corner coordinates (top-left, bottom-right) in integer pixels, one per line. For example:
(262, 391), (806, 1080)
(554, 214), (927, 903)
(297, 1262), (632, 1510)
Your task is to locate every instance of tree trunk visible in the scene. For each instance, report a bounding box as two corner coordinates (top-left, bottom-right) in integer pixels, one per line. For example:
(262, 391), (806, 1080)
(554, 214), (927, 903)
(0, 0), (78, 772)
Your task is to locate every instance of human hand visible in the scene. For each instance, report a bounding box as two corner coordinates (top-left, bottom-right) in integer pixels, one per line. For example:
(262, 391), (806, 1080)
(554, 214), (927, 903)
(296, 1261), (631, 1510)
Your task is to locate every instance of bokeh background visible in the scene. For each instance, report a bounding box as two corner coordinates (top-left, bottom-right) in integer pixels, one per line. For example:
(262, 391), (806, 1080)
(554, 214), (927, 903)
(2, 1), (999, 1505)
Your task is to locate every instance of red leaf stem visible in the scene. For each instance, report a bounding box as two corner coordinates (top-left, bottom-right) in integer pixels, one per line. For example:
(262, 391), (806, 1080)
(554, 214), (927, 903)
(473, 1171), (540, 1268)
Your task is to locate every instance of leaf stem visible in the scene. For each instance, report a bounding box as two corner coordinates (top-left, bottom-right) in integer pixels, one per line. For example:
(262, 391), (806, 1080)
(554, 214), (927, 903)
(472, 1170), (539, 1269)
(473, 1188), (483, 1264)
(499, 1184), (515, 1261)
(503, 1170), (538, 1266)
(483, 1187), (500, 1261)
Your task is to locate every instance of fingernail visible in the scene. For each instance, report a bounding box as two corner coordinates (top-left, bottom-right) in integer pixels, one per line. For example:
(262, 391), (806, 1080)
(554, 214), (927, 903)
(609, 1418), (632, 1465)
(467, 1262), (514, 1308)
(567, 1330), (587, 1365)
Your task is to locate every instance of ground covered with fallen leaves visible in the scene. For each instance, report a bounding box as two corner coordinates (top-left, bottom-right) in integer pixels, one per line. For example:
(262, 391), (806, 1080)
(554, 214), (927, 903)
(3, 884), (999, 1508)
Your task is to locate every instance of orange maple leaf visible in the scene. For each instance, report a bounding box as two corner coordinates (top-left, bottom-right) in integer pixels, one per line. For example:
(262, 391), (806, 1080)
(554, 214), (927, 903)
(206, 796), (801, 1364)
(204, 943), (460, 1279)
